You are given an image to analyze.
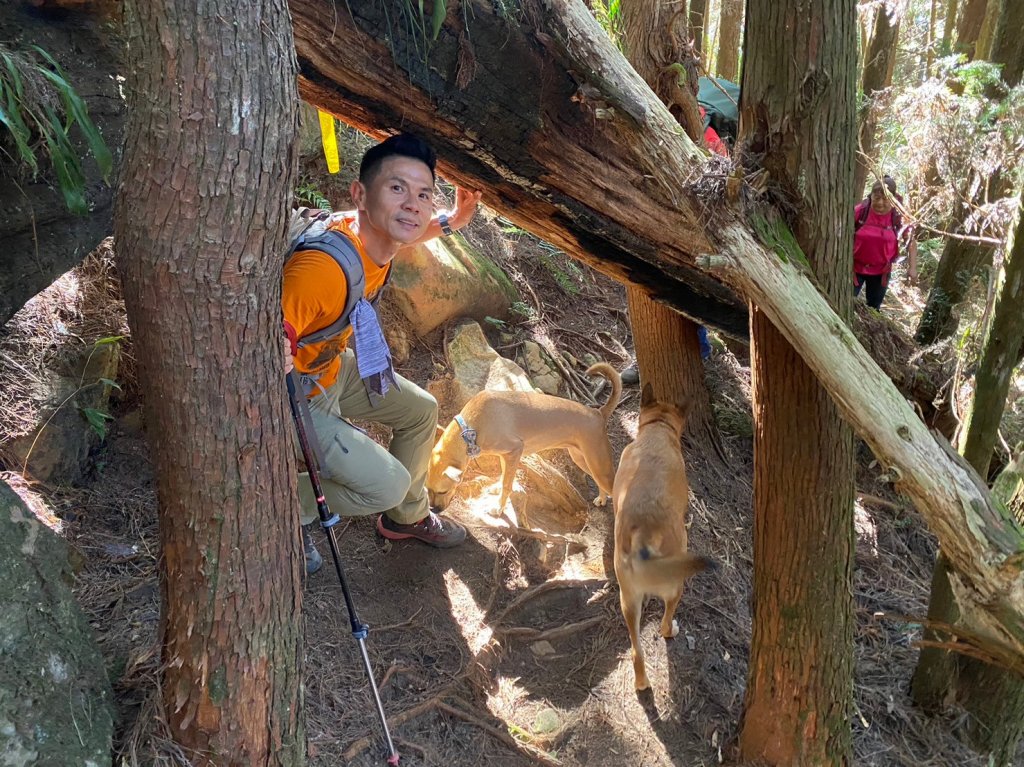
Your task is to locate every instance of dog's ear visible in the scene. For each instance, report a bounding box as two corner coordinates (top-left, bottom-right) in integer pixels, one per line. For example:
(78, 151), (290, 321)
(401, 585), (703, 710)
(443, 466), (464, 483)
(640, 383), (656, 408)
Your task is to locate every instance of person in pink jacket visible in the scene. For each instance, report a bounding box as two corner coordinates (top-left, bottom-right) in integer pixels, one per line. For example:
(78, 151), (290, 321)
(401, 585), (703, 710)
(853, 176), (918, 309)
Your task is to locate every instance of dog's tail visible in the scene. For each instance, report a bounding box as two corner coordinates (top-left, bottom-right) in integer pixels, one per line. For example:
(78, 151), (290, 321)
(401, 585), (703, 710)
(586, 362), (622, 422)
(634, 550), (718, 582)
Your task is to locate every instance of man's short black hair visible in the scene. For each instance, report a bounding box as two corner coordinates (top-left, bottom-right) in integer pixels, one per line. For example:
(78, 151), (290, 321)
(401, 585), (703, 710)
(359, 133), (437, 183)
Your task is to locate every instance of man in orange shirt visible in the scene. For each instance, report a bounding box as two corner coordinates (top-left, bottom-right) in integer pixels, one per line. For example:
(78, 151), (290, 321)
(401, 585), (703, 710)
(283, 134), (481, 572)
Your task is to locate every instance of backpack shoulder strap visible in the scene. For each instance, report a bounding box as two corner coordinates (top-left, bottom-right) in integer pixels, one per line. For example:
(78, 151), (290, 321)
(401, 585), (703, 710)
(291, 229), (366, 348)
(854, 200), (870, 229)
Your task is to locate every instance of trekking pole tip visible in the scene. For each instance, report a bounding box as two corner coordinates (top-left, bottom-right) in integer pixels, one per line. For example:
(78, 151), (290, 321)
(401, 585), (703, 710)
(387, 753), (400, 765)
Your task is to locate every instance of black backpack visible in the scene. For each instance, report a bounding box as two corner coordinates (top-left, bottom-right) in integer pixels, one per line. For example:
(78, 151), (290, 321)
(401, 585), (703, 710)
(697, 76), (740, 143)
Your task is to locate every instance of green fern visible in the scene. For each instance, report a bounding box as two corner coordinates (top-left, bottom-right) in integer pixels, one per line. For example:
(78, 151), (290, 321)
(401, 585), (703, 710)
(295, 182), (332, 211)
(0, 44), (112, 215)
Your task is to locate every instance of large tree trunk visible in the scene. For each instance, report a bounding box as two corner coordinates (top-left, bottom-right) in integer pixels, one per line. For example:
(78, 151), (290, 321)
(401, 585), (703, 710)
(941, 0), (959, 55)
(736, 0), (857, 763)
(689, 0), (710, 61)
(952, 194), (1024, 762)
(956, 0), (988, 57)
(293, 0), (749, 339)
(716, 0), (743, 82)
(115, 0), (304, 762)
(290, 0), (1024, 665)
(960, 204), (1024, 478)
(915, 200), (995, 345)
(619, 0), (719, 448)
(854, 3), (900, 199)
(0, 4), (124, 327)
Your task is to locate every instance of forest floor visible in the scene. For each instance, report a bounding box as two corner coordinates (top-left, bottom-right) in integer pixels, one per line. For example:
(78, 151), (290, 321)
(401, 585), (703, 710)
(10, 204), (1019, 767)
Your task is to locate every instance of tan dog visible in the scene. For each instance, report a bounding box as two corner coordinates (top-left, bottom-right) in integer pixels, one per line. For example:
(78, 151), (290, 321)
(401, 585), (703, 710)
(427, 363), (622, 514)
(613, 384), (715, 691)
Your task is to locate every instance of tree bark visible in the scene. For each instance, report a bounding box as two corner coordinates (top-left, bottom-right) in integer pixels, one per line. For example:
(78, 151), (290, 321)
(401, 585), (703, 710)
(854, 3), (900, 199)
(927, 0), (940, 77)
(619, 0), (719, 448)
(960, 203), (1024, 478)
(292, 0), (749, 339)
(956, 0), (988, 58)
(289, 0), (1024, 665)
(915, 201), (995, 345)
(716, 0), (743, 82)
(941, 0), (959, 56)
(736, 0), (857, 763)
(115, 1), (304, 763)
(689, 0), (709, 60)
(0, 4), (124, 327)
(953, 194), (1024, 762)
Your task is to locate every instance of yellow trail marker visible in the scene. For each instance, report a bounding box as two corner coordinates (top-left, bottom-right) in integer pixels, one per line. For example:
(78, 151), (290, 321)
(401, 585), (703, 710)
(318, 110), (340, 174)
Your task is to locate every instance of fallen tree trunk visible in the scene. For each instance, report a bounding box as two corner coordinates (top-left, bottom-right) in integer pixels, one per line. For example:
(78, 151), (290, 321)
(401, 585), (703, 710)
(291, 0), (1024, 663)
(292, 0), (749, 338)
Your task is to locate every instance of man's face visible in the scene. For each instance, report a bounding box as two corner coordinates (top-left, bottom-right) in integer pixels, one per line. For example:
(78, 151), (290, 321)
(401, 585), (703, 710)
(353, 155), (435, 247)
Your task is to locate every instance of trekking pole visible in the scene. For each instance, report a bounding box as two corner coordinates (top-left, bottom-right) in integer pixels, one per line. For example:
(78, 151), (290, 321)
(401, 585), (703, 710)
(286, 371), (400, 766)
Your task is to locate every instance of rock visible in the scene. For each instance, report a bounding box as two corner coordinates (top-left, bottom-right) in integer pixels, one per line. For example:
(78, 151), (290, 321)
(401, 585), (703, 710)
(441, 321), (536, 411)
(522, 341), (561, 395)
(388, 236), (519, 338)
(6, 341), (120, 484)
(533, 707), (561, 734)
(0, 480), (113, 766)
(530, 640), (556, 657)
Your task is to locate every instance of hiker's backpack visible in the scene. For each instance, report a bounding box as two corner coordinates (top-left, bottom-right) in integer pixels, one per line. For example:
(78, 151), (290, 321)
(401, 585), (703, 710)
(854, 201), (902, 235)
(697, 76), (740, 144)
(285, 208), (391, 349)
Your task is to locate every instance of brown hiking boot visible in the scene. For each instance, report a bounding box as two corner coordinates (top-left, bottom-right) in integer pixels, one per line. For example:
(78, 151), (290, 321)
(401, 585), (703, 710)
(376, 511), (467, 548)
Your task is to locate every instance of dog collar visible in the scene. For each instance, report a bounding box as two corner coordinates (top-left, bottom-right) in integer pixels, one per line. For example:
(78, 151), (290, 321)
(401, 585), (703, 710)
(454, 414), (481, 458)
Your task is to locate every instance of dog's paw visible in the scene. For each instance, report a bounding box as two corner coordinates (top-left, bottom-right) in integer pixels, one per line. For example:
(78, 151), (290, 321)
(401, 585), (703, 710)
(663, 618), (679, 639)
(592, 494), (609, 507)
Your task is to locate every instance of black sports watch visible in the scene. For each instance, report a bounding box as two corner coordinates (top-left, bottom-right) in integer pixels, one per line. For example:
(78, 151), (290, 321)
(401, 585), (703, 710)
(438, 212), (454, 237)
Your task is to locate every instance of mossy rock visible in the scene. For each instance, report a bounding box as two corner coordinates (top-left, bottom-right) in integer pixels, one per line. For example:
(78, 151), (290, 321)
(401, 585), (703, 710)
(0, 480), (113, 766)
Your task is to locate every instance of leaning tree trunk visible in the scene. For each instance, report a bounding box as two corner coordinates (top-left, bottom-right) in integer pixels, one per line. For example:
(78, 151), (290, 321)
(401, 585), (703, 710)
(854, 3), (900, 199)
(954, 193), (1024, 762)
(115, 0), (303, 763)
(736, 0), (857, 763)
(716, 0), (743, 82)
(289, 0), (1024, 665)
(619, 0), (719, 448)
(913, 0), (1024, 734)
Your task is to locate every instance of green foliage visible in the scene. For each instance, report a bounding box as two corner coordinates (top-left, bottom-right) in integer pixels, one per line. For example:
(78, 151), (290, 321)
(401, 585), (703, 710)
(295, 182), (332, 211)
(590, 0), (621, 40)
(0, 44), (112, 215)
(535, 244), (584, 295)
(79, 406), (113, 439)
(510, 301), (535, 320)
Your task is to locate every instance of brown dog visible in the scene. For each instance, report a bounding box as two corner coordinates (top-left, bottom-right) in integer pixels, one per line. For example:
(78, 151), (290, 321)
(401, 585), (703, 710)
(613, 384), (714, 691)
(427, 363), (622, 514)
